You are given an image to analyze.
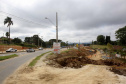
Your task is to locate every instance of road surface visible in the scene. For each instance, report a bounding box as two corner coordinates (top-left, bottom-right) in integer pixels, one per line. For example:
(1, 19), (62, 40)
(0, 49), (52, 84)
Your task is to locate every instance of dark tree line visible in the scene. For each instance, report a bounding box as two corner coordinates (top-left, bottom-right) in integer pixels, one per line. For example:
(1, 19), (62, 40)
(93, 26), (126, 45)
(0, 34), (67, 48)
(115, 26), (126, 45)
(24, 35), (67, 48)
(92, 35), (111, 45)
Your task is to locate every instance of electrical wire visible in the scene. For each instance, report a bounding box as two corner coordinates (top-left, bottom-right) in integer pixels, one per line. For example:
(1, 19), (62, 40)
(0, 1), (56, 28)
(0, 11), (49, 27)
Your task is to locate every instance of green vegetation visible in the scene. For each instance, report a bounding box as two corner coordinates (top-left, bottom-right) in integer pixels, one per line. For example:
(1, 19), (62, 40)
(20, 43), (37, 48)
(49, 52), (54, 55)
(107, 43), (113, 50)
(115, 26), (126, 45)
(97, 35), (105, 45)
(0, 54), (18, 61)
(4, 16), (13, 44)
(90, 45), (107, 49)
(0, 43), (17, 45)
(28, 51), (51, 66)
(92, 26), (126, 46)
(61, 49), (73, 53)
(0, 43), (8, 45)
(12, 37), (22, 44)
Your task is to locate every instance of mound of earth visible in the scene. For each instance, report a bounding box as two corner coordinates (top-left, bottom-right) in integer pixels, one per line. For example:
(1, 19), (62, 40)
(46, 48), (126, 76)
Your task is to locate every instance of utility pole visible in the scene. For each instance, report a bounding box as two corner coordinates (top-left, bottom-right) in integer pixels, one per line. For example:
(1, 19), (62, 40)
(38, 36), (39, 48)
(37, 33), (40, 48)
(78, 40), (80, 51)
(56, 12), (58, 43)
(45, 12), (58, 43)
(41, 36), (43, 47)
(3, 33), (4, 44)
(92, 40), (94, 49)
(38, 35), (39, 48)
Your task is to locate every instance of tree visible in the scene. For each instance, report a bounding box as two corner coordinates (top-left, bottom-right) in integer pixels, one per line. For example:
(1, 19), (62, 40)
(33, 35), (39, 46)
(47, 39), (62, 47)
(115, 26), (126, 45)
(111, 41), (117, 45)
(93, 41), (97, 45)
(24, 37), (33, 44)
(24, 35), (45, 47)
(105, 36), (111, 44)
(12, 37), (22, 44)
(6, 32), (9, 39)
(97, 35), (105, 45)
(4, 16), (13, 44)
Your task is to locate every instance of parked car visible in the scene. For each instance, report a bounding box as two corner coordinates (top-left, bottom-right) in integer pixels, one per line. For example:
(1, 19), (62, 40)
(6, 48), (17, 52)
(26, 48), (35, 52)
(38, 47), (43, 50)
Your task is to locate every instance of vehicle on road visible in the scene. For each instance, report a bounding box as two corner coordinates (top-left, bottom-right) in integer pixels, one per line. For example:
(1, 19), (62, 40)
(6, 48), (17, 52)
(26, 48), (35, 52)
(38, 47), (43, 50)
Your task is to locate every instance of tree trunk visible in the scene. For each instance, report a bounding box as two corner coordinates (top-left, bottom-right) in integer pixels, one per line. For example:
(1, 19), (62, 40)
(9, 26), (10, 44)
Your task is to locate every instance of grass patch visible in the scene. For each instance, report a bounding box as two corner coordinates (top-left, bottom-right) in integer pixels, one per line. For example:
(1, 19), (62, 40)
(0, 54), (18, 61)
(62, 50), (69, 53)
(61, 49), (73, 54)
(49, 52), (54, 55)
(28, 51), (51, 66)
(90, 45), (107, 49)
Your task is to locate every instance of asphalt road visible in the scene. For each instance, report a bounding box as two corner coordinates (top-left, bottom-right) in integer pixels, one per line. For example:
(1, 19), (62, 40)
(0, 51), (27, 56)
(0, 49), (52, 84)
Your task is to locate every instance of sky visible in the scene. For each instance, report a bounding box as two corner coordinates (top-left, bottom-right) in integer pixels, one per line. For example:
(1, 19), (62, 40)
(0, 0), (126, 43)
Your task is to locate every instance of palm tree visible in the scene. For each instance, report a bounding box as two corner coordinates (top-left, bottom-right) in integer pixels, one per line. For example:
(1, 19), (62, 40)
(6, 32), (9, 39)
(4, 16), (13, 44)
(6, 32), (9, 44)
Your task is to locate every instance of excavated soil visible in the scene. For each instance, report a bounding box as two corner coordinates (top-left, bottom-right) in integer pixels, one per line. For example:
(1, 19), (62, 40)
(110, 67), (126, 76)
(46, 48), (126, 76)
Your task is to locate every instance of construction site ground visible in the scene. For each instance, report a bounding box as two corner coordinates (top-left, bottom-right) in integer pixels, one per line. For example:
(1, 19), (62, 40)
(3, 48), (126, 84)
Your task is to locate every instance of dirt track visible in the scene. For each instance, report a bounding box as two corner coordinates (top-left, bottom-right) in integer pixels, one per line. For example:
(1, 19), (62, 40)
(3, 50), (126, 84)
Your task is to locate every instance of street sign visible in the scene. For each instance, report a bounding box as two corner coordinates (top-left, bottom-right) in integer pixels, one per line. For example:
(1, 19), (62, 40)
(53, 42), (60, 54)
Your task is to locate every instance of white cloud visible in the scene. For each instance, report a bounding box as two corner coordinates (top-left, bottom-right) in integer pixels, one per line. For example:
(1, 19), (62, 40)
(0, 0), (126, 43)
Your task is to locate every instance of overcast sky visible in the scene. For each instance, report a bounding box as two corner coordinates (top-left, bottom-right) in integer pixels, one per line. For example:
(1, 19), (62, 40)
(0, 0), (126, 43)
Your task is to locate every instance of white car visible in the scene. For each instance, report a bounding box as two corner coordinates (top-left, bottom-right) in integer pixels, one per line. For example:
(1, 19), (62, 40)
(38, 47), (43, 50)
(6, 48), (17, 52)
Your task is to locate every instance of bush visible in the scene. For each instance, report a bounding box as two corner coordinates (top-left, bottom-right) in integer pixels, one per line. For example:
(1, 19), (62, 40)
(107, 43), (113, 50)
(20, 43), (37, 48)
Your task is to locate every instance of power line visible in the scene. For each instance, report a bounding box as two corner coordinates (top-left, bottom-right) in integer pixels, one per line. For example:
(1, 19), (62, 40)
(0, 1), (54, 28)
(45, 17), (55, 26)
(0, 2), (46, 26)
(0, 11), (48, 27)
